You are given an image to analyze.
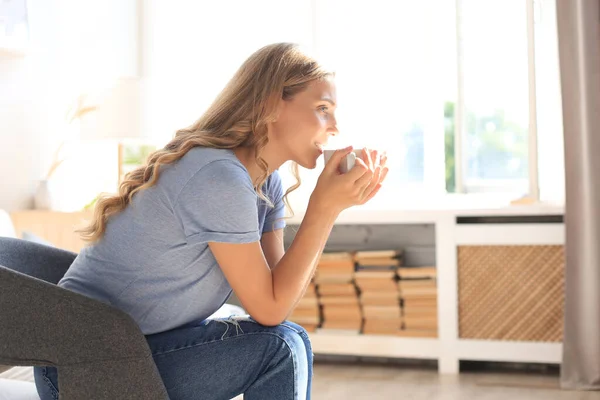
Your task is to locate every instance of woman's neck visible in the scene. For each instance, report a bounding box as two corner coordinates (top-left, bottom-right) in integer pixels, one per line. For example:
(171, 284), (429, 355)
(233, 145), (285, 185)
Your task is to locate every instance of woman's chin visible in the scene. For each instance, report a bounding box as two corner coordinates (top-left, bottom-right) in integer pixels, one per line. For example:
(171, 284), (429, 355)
(307, 154), (322, 169)
(293, 152), (320, 170)
(296, 160), (317, 170)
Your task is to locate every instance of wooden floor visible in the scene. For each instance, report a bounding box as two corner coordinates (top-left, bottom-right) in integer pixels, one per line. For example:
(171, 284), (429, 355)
(312, 362), (600, 400)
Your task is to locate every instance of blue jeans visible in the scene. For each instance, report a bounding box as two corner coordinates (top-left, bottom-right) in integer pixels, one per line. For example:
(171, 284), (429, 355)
(34, 316), (313, 399)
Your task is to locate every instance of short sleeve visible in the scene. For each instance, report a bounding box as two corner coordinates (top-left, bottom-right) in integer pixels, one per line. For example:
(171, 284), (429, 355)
(262, 170), (287, 234)
(174, 160), (260, 244)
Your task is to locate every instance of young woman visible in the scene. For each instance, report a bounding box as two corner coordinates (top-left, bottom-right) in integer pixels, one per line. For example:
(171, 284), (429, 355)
(34, 42), (388, 400)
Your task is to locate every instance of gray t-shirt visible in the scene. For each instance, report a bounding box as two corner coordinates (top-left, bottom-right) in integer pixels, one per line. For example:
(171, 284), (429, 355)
(58, 147), (286, 335)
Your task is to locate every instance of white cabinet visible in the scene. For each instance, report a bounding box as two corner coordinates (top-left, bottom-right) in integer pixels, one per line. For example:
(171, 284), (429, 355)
(288, 206), (565, 374)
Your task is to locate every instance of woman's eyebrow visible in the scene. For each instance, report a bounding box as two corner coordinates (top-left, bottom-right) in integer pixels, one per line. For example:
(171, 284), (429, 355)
(319, 98), (336, 106)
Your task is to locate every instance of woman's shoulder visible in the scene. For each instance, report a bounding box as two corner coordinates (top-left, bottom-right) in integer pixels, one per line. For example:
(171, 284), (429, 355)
(185, 146), (240, 168)
(155, 147), (249, 200)
(167, 147), (247, 180)
(190, 147), (250, 181)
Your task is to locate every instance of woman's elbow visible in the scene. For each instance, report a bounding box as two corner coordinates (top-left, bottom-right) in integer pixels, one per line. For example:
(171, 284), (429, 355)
(249, 308), (287, 327)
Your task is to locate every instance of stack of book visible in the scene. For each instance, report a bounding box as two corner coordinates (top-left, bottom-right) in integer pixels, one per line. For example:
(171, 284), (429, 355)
(315, 252), (362, 334)
(397, 266), (438, 338)
(288, 281), (320, 332)
(354, 250), (402, 335)
(314, 251), (355, 283)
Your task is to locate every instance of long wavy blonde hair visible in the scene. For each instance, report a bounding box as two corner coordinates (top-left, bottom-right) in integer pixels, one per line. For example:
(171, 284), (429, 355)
(78, 43), (333, 243)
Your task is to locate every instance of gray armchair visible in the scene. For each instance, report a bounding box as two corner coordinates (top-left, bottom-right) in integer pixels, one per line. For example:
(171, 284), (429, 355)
(0, 237), (169, 399)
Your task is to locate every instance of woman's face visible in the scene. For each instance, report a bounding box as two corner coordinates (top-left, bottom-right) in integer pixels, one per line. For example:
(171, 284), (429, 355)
(269, 78), (339, 169)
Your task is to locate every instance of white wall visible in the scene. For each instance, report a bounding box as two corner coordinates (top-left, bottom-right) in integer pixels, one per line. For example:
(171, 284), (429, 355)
(0, 0), (65, 211)
(0, 0), (137, 212)
(140, 1), (313, 145)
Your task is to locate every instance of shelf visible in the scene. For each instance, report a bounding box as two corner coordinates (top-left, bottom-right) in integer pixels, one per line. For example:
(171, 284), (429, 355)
(308, 333), (439, 360)
(455, 223), (565, 245)
(457, 340), (562, 364)
(0, 47), (27, 58)
(308, 334), (562, 365)
(286, 204), (565, 225)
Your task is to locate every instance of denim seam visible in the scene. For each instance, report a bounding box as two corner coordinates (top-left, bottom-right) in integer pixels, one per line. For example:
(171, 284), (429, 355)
(42, 367), (59, 400)
(152, 330), (300, 399)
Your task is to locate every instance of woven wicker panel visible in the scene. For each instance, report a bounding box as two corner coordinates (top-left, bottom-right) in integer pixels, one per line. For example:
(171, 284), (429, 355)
(458, 245), (564, 342)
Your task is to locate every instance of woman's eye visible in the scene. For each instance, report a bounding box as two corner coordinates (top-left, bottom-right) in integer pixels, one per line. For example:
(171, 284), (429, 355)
(318, 106), (329, 113)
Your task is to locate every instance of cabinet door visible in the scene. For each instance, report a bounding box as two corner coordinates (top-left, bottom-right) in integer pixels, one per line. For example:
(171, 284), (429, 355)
(458, 244), (564, 342)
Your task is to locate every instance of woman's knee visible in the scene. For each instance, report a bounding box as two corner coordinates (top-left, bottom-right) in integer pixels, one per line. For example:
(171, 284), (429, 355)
(221, 316), (312, 370)
(279, 320), (310, 338)
(236, 321), (311, 399)
(268, 321), (309, 353)
(251, 321), (310, 367)
(264, 322), (311, 382)
(279, 321), (313, 356)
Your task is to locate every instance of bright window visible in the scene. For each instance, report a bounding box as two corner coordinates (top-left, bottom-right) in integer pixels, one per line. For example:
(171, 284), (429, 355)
(142, 0), (564, 211)
(284, 0), (564, 210)
(458, 0), (530, 194)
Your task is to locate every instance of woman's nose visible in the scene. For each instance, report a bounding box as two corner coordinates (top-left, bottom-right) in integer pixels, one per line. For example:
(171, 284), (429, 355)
(329, 117), (339, 136)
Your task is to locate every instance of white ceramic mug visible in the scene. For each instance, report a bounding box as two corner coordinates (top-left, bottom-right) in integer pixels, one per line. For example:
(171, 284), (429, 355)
(323, 149), (364, 173)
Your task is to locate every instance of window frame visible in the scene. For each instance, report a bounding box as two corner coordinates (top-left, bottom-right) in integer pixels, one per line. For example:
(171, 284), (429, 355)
(453, 0), (540, 198)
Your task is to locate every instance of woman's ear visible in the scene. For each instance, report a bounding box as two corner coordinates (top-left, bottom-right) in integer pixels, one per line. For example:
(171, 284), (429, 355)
(272, 97), (288, 123)
(271, 111), (280, 124)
